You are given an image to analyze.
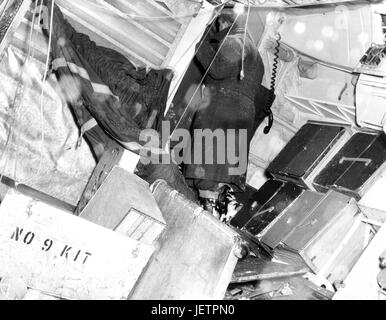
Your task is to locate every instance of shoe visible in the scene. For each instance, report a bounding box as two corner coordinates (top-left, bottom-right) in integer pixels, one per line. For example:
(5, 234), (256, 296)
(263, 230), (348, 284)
(216, 184), (243, 223)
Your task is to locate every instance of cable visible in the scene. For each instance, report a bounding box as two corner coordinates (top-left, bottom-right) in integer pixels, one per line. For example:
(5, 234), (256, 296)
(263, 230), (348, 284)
(240, 0), (251, 80)
(263, 32), (281, 135)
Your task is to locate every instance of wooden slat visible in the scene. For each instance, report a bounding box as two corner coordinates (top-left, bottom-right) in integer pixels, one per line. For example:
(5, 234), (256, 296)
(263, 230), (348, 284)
(115, 210), (164, 245)
(130, 216), (154, 240)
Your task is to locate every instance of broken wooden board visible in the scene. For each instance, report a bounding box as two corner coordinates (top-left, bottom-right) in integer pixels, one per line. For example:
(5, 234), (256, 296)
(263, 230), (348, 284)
(0, 190), (154, 300)
(130, 180), (241, 300)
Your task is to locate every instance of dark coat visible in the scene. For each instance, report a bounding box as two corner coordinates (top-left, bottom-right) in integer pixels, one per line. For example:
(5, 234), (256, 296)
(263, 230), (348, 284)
(184, 24), (266, 191)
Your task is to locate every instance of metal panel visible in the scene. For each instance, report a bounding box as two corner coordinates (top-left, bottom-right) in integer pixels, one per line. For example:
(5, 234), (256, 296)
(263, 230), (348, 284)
(130, 180), (241, 300)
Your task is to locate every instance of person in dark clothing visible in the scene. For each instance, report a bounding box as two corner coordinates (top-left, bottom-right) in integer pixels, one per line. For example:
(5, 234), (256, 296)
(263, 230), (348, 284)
(183, 7), (266, 219)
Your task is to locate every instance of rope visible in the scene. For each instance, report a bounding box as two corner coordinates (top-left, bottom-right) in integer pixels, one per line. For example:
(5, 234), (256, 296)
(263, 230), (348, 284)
(240, 0), (251, 80)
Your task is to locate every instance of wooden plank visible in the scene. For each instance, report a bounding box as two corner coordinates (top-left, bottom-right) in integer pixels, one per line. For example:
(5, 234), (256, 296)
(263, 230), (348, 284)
(0, 190), (154, 300)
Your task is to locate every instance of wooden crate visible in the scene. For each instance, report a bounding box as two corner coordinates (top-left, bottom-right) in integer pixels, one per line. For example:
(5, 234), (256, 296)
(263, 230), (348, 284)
(80, 166), (165, 246)
(273, 190), (370, 286)
(261, 190), (324, 249)
(313, 132), (386, 200)
(267, 121), (353, 190)
(0, 190), (154, 300)
(232, 180), (304, 240)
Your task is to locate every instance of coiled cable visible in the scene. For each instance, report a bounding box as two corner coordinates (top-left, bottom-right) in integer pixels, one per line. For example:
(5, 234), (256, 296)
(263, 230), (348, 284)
(263, 32), (281, 134)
